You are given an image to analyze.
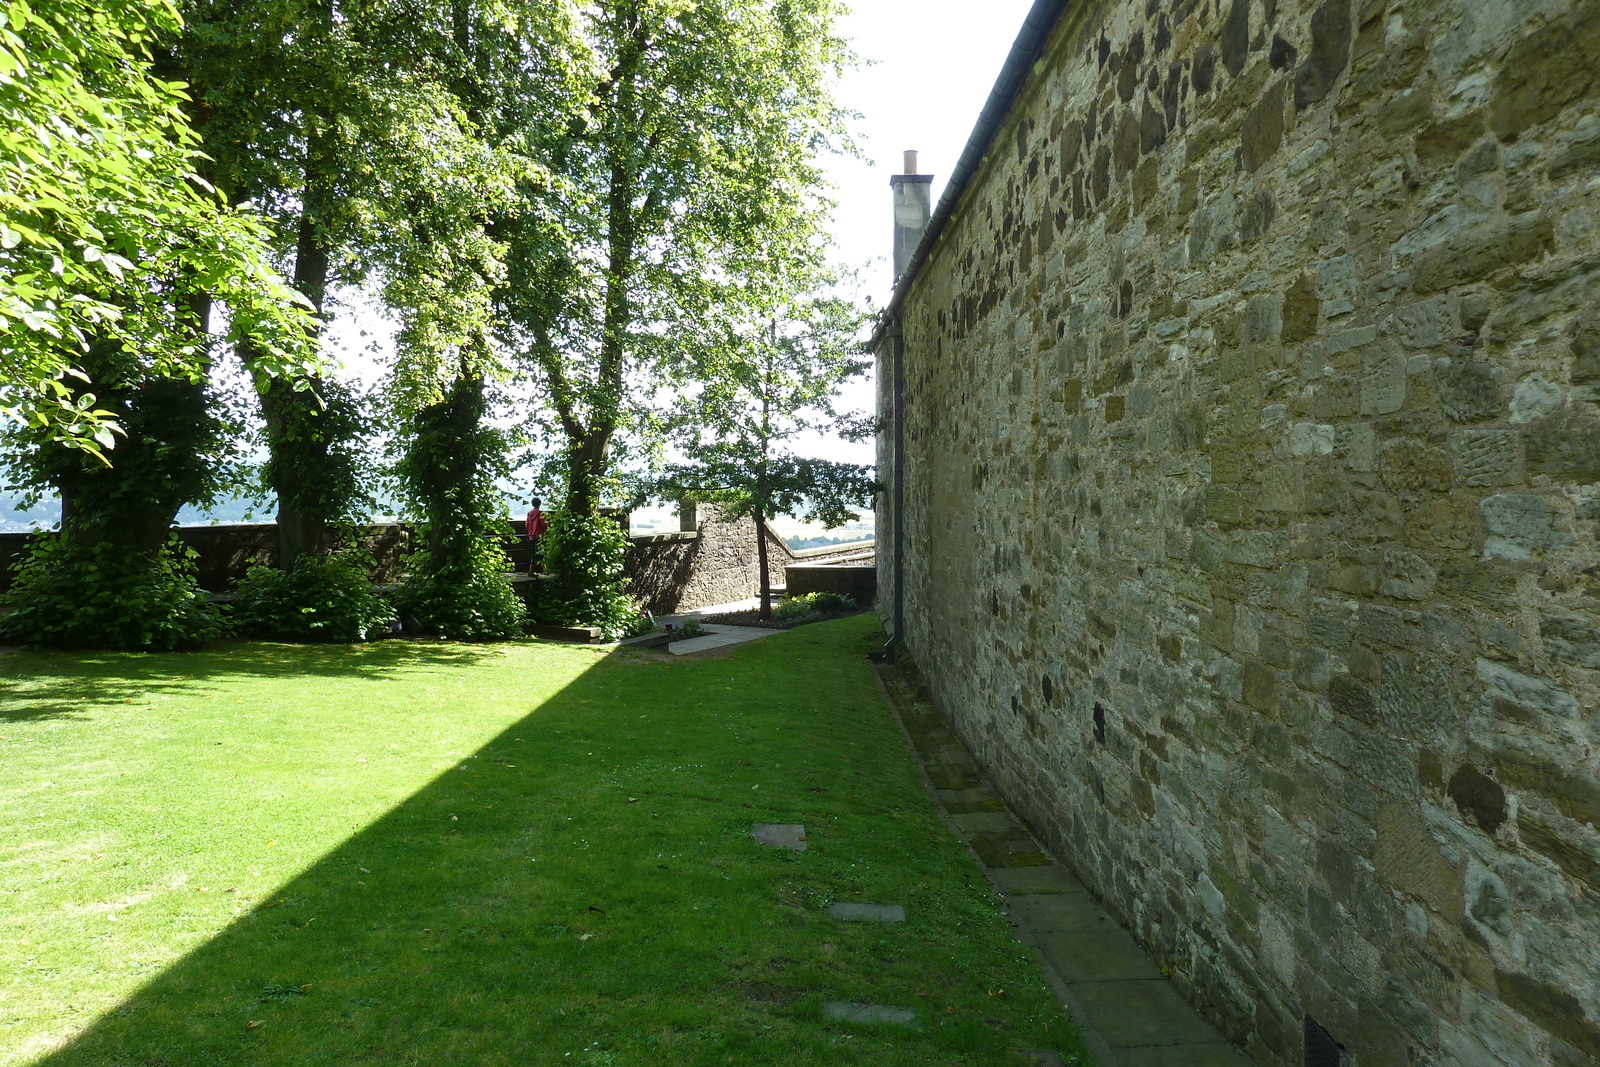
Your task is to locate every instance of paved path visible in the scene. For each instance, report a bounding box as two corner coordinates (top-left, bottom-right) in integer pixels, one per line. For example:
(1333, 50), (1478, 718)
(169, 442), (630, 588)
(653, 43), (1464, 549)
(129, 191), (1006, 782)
(875, 664), (1251, 1067)
(665, 623), (775, 656)
(654, 599), (781, 656)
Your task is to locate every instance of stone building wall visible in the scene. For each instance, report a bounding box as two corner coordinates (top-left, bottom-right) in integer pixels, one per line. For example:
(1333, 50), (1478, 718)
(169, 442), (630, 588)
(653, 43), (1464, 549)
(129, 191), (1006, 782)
(624, 511), (791, 614)
(883, 0), (1600, 1062)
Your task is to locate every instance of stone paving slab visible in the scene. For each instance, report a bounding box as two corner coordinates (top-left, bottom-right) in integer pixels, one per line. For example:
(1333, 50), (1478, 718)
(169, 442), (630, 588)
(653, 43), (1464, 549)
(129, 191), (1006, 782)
(669, 624), (776, 656)
(987, 866), (1091, 896)
(966, 830), (1053, 867)
(1014, 900), (1164, 984)
(751, 823), (807, 850)
(1115, 1042), (1254, 1066)
(935, 786), (1008, 814)
(1069, 980), (1233, 1048)
(949, 811), (1018, 834)
(827, 902), (905, 922)
(823, 1002), (918, 1026)
(873, 661), (1251, 1067)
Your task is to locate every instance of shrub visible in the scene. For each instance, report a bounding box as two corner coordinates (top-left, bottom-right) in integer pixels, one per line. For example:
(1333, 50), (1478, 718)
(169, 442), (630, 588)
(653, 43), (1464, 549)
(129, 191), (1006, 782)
(394, 539), (527, 640)
(620, 611), (657, 639)
(0, 537), (223, 651)
(774, 591), (856, 621)
(533, 512), (638, 641)
(230, 551), (396, 642)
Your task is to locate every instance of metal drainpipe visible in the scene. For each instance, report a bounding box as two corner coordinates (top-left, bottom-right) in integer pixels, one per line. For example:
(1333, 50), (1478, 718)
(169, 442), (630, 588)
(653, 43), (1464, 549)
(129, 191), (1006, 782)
(874, 317), (906, 663)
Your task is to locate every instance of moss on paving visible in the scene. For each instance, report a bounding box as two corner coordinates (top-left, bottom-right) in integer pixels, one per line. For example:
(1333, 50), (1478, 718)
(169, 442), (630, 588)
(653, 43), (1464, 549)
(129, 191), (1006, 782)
(0, 616), (1084, 1066)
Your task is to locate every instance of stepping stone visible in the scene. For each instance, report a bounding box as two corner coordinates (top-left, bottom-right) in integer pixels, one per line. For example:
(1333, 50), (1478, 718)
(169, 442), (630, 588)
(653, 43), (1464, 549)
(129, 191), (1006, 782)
(823, 1001), (917, 1026)
(751, 823), (806, 850)
(828, 902), (905, 922)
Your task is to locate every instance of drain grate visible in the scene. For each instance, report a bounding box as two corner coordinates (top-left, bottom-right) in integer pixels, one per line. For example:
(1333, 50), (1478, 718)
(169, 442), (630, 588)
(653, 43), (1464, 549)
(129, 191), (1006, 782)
(1304, 1015), (1343, 1067)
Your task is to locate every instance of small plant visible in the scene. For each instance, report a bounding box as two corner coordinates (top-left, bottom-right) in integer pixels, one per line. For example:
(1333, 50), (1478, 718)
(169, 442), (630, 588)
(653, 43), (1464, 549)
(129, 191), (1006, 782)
(669, 619), (707, 640)
(620, 612), (657, 639)
(231, 551), (397, 642)
(774, 591), (856, 622)
(0, 537), (223, 651)
(395, 539), (527, 640)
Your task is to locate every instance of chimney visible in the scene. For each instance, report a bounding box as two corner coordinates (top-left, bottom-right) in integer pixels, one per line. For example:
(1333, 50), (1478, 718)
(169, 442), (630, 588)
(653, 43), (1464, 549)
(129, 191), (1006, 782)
(890, 150), (934, 279)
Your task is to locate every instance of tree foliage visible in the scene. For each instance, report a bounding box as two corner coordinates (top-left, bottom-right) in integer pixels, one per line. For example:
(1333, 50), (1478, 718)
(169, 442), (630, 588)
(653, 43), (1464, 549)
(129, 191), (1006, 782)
(500, 0), (853, 517)
(173, 0), (507, 565)
(664, 291), (876, 618)
(0, 0), (314, 455)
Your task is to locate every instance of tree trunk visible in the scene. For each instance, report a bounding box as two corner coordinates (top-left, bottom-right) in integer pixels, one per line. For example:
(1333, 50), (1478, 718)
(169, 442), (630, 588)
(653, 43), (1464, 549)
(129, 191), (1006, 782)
(263, 91), (337, 569)
(565, 427), (613, 519)
(755, 505), (772, 621)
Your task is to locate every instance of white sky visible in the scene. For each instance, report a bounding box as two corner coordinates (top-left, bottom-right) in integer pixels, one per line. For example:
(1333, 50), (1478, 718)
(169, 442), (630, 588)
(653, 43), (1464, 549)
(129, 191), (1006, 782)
(779, 0), (1038, 474)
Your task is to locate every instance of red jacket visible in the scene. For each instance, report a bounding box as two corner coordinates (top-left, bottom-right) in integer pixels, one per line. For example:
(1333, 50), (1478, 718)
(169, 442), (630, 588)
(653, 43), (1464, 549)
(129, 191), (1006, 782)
(526, 509), (548, 540)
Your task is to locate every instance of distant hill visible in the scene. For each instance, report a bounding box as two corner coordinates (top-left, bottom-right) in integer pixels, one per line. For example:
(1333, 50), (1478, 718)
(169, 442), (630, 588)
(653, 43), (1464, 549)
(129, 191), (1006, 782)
(784, 533), (873, 551)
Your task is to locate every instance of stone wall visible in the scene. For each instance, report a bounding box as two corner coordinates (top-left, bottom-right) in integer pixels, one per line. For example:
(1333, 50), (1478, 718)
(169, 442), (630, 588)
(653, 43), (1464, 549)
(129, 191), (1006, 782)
(882, 0), (1600, 1063)
(0, 523), (413, 593)
(0, 512), (866, 617)
(625, 509), (850, 614)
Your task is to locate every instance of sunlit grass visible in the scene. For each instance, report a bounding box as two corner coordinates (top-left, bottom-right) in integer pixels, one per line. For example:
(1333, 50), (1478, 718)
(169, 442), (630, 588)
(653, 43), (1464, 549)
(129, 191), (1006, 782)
(1, 617), (1083, 1066)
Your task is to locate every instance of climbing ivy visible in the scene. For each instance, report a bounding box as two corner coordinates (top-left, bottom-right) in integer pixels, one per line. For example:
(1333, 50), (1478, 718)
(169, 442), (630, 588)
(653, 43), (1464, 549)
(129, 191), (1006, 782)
(392, 374), (527, 640)
(534, 511), (635, 640)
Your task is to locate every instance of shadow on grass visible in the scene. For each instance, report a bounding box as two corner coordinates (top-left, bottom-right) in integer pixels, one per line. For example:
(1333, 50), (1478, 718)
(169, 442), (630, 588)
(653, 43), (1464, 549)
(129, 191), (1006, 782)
(0, 640), (505, 724)
(21, 621), (1073, 1066)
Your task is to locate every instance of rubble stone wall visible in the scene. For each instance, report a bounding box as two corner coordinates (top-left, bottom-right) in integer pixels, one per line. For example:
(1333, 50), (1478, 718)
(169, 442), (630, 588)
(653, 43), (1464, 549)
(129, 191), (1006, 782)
(883, 0), (1600, 1062)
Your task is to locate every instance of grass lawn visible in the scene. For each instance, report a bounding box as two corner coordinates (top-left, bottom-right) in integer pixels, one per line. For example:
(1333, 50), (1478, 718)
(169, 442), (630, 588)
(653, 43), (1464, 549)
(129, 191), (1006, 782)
(0, 615), (1084, 1066)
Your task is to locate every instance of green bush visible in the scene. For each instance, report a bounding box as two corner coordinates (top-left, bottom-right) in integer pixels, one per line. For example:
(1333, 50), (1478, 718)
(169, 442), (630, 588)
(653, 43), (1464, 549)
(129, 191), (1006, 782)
(774, 591), (856, 621)
(0, 537), (223, 651)
(534, 512), (637, 640)
(620, 611), (657, 639)
(395, 539), (527, 640)
(230, 551), (396, 642)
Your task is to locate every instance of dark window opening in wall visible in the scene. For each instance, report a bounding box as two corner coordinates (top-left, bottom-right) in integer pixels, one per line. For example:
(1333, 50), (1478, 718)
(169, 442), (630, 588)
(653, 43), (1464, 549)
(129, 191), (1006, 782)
(1303, 1015), (1342, 1067)
(1093, 703), (1107, 744)
(1042, 674), (1054, 704)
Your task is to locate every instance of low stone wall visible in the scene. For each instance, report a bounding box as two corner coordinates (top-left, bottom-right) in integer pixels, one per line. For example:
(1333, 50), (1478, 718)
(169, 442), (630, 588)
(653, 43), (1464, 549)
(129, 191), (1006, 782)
(785, 565), (877, 600)
(624, 512), (792, 614)
(0, 511), (835, 616)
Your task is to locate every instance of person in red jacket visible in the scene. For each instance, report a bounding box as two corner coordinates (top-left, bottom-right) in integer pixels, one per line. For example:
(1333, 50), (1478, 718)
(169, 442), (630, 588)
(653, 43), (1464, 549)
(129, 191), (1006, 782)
(525, 497), (549, 575)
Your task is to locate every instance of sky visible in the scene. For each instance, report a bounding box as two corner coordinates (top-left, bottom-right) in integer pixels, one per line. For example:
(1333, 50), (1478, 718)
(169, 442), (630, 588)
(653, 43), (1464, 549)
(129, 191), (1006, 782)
(773, 0), (1039, 474)
(825, 0), (1036, 300)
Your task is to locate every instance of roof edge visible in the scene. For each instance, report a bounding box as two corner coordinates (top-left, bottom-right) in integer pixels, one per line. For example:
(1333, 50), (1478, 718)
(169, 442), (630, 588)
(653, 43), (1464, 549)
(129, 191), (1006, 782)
(873, 0), (1073, 343)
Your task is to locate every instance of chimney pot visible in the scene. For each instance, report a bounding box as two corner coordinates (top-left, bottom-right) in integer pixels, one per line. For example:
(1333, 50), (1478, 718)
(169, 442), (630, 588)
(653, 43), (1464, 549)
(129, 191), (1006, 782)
(903, 149), (919, 175)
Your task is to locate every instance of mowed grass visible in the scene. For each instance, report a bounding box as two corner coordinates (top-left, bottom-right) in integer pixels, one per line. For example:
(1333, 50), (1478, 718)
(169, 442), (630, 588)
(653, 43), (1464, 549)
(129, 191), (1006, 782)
(0, 615), (1084, 1066)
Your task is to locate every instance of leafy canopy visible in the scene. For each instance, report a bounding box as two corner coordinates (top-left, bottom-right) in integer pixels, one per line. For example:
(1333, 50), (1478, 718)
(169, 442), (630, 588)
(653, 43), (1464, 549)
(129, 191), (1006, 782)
(0, 0), (313, 459)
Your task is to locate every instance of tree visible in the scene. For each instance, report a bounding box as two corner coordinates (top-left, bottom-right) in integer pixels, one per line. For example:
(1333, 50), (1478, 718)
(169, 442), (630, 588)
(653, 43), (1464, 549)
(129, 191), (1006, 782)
(665, 293), (876, 620)
(0, 0), (318, 649)
(0, 0), (312, 458)
(499, 0), (853, 519)
(171, 0), (490, 566)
